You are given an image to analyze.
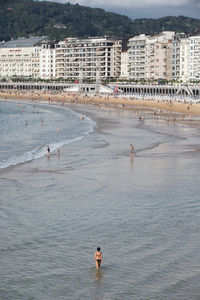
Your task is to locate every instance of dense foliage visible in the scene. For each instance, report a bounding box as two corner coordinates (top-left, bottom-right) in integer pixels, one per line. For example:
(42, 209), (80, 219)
(0, 0), (200, 41)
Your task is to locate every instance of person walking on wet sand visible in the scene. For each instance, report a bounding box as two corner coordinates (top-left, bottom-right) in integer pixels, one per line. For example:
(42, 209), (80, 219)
(94, 247), (102, 269)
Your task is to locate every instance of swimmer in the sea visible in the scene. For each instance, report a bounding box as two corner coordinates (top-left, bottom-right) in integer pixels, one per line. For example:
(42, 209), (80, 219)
(94, 247), (102, 269)
(47, 146), (50, 157)
(130, 144), (134, 154)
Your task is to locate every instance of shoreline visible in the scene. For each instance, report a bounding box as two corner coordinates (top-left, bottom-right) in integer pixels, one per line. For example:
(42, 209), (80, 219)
(1, 90), (200, 129)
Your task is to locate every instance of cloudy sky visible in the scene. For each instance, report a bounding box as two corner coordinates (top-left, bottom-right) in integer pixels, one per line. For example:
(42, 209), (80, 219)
(43, 0), (200, 19)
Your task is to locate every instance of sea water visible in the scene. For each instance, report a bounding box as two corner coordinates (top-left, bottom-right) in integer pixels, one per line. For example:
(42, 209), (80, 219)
(0, 100), (199, 300)
(0, 101), (95, 169)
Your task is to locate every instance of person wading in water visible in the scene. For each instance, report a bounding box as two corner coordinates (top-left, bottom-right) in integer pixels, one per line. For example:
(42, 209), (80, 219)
(94, 247), (103, 269)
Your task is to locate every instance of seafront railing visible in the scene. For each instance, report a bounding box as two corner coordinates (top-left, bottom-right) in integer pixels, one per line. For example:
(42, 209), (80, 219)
(122, 93), (200, 103)
(0, 82), (200, 102)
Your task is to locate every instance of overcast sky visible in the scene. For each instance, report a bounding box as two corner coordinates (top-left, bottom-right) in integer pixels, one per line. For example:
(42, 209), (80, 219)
(42, 0), (200, 19)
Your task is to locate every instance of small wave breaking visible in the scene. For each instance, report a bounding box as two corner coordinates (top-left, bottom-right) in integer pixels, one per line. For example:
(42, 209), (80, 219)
(0, 115), (96, 171)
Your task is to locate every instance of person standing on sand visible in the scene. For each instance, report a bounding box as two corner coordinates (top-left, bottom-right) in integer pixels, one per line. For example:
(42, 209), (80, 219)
(94, 247), (102, 269)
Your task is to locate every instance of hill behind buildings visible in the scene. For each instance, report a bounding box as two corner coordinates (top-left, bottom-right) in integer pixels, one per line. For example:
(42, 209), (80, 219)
(1, 0), (200, 41)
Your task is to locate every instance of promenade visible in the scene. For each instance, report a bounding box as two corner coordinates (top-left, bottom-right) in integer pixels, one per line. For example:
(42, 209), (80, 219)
(0, 82), (200, 102)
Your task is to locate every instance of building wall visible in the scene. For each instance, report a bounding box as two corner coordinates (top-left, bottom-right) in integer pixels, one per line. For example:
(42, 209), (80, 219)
(128, 34), (147, 80)
(171, 39), (180, 80)
(180, 38), (189, 83)
(153, 41), (172, 80)
(120, 51), (128, 78)
(0, 47), (36, 78)
(39, 45), (56, 79)
(145, 37), (156, 80)
(113, 41), (121, 78)
(55, 37), (122, 80)
(0, 36), (48, 79)
(188, 36), (200, 81)
(32, 48), (40, 78)
(127, 32), (174, 81)
(0, 33), (199, 83)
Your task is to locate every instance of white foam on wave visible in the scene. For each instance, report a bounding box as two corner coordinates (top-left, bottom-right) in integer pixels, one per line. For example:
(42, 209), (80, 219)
(0, 116), (96, 170)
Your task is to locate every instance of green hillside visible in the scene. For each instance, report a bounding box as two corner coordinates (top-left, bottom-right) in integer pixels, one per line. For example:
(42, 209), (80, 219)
(0, 0), (200, 41)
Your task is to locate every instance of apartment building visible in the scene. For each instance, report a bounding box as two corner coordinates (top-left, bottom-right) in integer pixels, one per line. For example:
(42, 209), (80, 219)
(171, 33), (189, 81)
(0, 33), (199, 83)
(179, 38), (189, 83)
(171, 37), (180, 80)
(55, 37), (122, 80)
(120, 51), (128, 78)
(145, 36), (156, 80)
(0, 36), (48, 79)
(153, 32), (174, 81)
(188, 35), (200, 81)
(127, 34), (147, 80)
(39, 43), (56, 79)
(127, 32), (175, 81)
(113, 40), (122, 78)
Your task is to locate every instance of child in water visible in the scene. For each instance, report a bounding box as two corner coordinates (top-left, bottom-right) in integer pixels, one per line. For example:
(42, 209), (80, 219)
(94, 247), (102, 269)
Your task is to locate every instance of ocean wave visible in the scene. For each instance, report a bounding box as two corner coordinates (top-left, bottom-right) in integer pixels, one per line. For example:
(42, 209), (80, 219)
(0, 116), (96, 171)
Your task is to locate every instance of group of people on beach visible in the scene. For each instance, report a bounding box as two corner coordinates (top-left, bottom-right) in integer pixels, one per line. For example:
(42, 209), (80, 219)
(45, 113), (86, 158)
(47, 141), (135, 159)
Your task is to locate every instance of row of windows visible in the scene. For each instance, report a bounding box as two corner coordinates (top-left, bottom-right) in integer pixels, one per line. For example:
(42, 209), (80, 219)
(41, 69), (54, 72)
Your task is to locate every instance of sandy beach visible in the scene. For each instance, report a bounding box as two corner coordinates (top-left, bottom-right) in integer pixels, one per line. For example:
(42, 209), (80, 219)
(1, 89), (200, 119)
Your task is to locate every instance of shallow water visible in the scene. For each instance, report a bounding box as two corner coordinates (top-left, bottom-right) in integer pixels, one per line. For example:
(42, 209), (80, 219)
(0, 101), (94, 169)
(0, 101), (200, 299)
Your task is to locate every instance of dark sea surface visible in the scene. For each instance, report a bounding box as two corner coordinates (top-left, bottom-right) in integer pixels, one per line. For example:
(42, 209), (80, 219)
(0, 99), (199, 300)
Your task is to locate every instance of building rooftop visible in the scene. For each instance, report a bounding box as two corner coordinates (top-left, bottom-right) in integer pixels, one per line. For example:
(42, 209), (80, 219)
(0, 36), (49, 48)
